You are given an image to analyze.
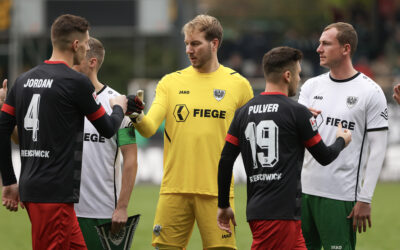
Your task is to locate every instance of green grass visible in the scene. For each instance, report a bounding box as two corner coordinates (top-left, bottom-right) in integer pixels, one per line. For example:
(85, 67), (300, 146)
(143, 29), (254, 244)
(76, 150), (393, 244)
(1, 182), (400, 249)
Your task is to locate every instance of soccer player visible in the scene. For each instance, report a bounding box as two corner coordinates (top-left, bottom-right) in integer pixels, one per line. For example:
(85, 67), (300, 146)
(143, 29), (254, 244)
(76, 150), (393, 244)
(299, 22), (389, 250)
(130, 14), (253, 249)
(0, 14), (128, 250)
(73, 37), (138, 249)
(217, 46), (352, 250)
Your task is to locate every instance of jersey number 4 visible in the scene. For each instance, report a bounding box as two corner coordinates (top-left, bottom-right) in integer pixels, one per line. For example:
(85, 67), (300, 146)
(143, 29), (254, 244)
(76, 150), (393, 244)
(245, 120), (279, 169)
(24, 94), (40, 142)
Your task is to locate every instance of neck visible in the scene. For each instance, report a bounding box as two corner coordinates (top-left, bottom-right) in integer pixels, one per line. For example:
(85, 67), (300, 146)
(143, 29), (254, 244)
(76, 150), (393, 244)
(48, 49), (74, 68)
(329, 59), (357, 80)
(194, 56), (220, 73)
(89, 73), (104, 92)
(264, 82), (288, 95)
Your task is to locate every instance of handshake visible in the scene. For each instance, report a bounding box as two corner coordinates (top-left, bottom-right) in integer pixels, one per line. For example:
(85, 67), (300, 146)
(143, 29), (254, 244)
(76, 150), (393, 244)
(110, 90), (145, 123)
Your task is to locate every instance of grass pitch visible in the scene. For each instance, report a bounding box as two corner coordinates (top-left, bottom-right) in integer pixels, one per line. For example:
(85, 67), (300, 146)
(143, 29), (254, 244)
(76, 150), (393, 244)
(1, 182), (399, 249)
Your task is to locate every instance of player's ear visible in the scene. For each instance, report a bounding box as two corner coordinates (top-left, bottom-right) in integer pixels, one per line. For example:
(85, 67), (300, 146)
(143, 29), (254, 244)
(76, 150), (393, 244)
(72, 40), (79, 52)
(88, 58), (97, 68)
(211, 38), (219, 50)
(343, 43), (351, 56)
(283, 70), (291, 83)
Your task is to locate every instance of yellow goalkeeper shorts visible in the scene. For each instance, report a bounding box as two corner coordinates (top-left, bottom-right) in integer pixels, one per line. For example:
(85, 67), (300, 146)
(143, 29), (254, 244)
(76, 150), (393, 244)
(152, 193), (236, 249)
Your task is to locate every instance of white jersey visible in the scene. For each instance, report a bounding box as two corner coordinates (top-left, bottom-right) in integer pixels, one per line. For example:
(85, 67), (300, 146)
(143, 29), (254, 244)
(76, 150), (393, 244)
(299, 72), (388, 202)
(75, 85), (135, 218)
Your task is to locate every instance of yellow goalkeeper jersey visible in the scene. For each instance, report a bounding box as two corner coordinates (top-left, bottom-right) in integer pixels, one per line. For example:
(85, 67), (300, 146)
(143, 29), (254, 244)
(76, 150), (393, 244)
(136, 65), (253, 196)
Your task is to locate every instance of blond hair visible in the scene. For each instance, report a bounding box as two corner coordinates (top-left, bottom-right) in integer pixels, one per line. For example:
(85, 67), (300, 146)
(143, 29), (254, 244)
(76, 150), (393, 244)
(182, 14), (223, 48)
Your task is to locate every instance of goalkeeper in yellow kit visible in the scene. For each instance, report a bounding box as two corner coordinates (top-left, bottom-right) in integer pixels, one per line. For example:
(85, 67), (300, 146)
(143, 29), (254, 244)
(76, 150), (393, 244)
(130, 15), (253, 249)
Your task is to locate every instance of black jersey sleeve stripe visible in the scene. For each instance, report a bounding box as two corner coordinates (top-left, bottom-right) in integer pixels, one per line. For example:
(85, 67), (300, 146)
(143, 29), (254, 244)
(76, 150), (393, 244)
(225, 133), (239, 146)
(1, 103), (15, 116)
(304, 133), (322, 148)
(86, 106), (106, 121)
(367, 127), (389, 132)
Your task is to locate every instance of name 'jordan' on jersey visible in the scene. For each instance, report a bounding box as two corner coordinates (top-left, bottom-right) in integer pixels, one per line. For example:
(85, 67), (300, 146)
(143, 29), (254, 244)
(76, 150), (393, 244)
(226, 92), (321, 221)
(0, 61), (107, 203)
(299, 72), (389, 202)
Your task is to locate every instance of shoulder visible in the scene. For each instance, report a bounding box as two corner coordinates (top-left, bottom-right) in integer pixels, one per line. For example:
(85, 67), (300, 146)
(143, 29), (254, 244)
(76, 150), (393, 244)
(302, 72), (329, 88)
(220, 65), (250, 84)
(356, 73), (385, 96)
(99, 85), (120, 97)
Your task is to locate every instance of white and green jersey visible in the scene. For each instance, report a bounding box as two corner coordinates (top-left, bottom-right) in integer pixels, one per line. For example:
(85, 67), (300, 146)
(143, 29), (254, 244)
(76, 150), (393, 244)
(75, 85), (136, 218)
(298, 72), (388, 202)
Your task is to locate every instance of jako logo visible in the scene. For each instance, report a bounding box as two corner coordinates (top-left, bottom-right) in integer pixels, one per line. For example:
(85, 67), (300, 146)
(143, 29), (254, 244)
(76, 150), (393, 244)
(222, 233), (232, 239)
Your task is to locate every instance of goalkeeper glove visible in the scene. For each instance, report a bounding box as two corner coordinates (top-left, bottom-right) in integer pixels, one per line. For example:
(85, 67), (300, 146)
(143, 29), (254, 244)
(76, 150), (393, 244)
(126, 90), (145, 123)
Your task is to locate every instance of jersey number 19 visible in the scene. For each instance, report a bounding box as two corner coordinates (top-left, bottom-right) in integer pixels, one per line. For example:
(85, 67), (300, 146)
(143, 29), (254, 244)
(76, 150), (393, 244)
(245, 120), (279, 169)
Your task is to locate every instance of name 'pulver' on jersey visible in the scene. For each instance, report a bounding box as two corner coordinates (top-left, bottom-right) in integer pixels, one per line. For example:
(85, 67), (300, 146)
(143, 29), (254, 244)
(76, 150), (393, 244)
(248, 104), (279, 115)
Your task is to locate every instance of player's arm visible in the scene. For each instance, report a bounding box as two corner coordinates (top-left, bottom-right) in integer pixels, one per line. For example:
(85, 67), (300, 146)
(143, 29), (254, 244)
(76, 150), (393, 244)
(76, 78), (127, 138)
(306, 123), (351, 166)
(88, 96), (127, 139)
(127, 82), (167, 138)
(217, 138), (240, 233)
(0, 86), (21, 212)
(111, 142), (138, 234)
(347, 129), (387, 233)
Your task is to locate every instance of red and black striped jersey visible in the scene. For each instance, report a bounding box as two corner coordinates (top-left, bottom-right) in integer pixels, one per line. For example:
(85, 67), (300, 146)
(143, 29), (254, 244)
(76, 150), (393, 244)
(0, 61), (123, 203)
(222, 92), (342, 221)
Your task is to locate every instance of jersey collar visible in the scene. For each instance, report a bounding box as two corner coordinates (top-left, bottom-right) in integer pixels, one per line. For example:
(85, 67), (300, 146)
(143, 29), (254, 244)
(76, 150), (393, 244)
(329, 72), (360, 82)
(44, 60), (69, 67)
(260, 92), (287, 96)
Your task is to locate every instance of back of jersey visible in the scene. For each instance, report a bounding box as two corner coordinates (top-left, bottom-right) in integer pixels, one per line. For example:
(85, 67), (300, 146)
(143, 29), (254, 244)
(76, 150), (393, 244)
(6, 61), (101, 203)
(227, 92), (318, 221)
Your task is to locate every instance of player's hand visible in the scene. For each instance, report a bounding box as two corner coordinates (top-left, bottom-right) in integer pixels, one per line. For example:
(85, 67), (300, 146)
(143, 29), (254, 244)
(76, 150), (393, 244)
(0, 79), (7, 107)
(127, 90), (145, 123)
(393, 83), (400, 105)
(347, 201), (371, 233)
(111, 207), (128, 235)
(308, 107), (321, 117)
(110, 95), (128, 114)
(336, 123), (351, 147)
(1, 183), (21, 212)
(126, 95), (144, 115)
(217, 207), (236, 234)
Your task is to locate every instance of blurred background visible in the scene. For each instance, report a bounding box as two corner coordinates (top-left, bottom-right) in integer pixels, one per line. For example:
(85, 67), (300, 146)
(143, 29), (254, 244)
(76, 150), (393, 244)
(1, 0), (400, 182)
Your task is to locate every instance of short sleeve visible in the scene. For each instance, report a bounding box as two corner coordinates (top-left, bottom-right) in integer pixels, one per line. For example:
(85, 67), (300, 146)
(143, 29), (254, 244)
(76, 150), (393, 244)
(1, 82), (16, 117)
(366, 87), (389, 131)
(238, 78), (254, 108)
(151, 76), (169, 110)
(298, 79), (313, 107)
(73, 76), (105, 121)
(295, 104), (322, 148)
(225, 109), (241, 146)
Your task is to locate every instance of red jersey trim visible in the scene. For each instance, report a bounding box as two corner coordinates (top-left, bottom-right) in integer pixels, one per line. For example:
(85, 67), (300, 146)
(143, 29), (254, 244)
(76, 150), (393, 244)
(86, 106), (106, 121)
(304, 134), (322, 148)
(44, 60), (69, 67)
(226, 133), (239, 146)
(261, 92), (287, 96)
(1, 103), (15, 116)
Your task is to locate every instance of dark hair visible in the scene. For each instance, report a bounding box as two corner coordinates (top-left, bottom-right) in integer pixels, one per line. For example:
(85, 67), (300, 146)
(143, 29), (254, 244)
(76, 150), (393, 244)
(51, 14), (90, 51)
(262, 46), (303, 82)
(324, 22), (358, 57)
(182, 14), (223, 48)
(87, 37), (105, 70)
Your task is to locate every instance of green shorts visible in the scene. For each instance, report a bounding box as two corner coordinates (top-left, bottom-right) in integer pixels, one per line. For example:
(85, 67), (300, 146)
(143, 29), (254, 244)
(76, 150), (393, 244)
(301, 194), (356, 250)
(78, 217), (111, 250)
